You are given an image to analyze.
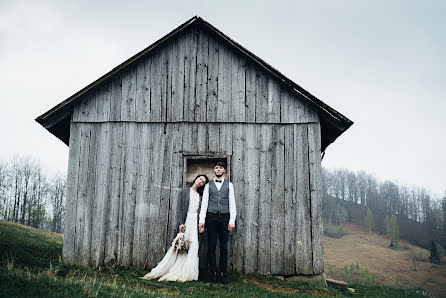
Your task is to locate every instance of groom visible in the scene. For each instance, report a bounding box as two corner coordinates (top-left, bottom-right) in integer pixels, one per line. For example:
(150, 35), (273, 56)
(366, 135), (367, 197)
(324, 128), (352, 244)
(198, 162), (236, 284)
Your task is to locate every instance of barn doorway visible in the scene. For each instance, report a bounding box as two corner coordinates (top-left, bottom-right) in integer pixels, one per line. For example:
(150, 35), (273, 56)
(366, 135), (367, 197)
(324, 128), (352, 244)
(184, 155), (231, 272)
(184, 155), (230, 186)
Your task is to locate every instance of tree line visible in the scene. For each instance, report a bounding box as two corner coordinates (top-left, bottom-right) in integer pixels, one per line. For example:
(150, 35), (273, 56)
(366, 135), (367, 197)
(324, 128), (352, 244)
(0, 155), (66, 233)
(322, 167), (446, 251)
(1, 154), (445, 251)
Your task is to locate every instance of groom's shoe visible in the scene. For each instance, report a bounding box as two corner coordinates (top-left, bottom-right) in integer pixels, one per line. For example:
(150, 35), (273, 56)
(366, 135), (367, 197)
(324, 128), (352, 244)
(220, 272), (228, 284)
(209, 271), (217, 283)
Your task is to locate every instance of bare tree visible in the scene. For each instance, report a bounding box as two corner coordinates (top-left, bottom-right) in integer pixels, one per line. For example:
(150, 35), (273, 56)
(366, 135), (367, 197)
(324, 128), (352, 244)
(0, 161), (10, 219)
(442, 192), (446, 232)
(322, 166), (445, 250)
(49, 174), (66, 233)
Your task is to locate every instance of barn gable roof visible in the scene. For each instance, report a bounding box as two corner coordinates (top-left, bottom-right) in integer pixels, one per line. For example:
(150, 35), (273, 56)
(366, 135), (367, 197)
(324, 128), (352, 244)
(36, 16), (352, 151)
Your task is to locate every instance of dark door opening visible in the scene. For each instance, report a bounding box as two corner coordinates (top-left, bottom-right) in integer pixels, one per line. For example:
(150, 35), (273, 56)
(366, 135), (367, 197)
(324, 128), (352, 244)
(184, 155), (230, 186)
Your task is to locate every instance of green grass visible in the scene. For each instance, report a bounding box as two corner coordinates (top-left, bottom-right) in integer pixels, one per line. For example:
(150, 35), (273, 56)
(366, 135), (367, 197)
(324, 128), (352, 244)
(0, 220), (427, 297)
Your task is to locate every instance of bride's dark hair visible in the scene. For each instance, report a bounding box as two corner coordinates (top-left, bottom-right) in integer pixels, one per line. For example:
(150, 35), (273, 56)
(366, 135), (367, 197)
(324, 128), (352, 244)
(190, 174), (209, 195)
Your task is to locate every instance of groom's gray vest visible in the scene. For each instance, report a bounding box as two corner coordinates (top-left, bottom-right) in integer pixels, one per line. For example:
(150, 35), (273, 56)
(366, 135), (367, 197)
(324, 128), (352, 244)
(208, 180), (230, 214)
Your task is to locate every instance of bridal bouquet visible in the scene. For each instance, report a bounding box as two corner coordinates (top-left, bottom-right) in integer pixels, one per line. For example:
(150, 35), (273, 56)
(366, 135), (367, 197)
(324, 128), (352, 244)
(173, 226), (191, 253)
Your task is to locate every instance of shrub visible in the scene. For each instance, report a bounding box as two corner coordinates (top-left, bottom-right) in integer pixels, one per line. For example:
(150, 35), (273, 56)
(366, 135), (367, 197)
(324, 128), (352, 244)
(324, 223), (348, 238)
(429, 241), (444, 264)
(389, 214), (399, 249)
(364, 208), (375, 233)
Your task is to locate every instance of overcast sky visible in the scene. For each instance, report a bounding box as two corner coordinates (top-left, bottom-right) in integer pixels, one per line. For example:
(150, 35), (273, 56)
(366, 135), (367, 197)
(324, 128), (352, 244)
(1, 0), (445, 197)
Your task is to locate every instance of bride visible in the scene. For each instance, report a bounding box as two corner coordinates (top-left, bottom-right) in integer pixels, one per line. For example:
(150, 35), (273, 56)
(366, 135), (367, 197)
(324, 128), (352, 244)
(142, 174), (209, 282)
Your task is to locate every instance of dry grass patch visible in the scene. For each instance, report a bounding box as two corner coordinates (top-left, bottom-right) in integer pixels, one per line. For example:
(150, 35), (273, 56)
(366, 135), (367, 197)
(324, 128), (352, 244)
(324, 222), (446, 297)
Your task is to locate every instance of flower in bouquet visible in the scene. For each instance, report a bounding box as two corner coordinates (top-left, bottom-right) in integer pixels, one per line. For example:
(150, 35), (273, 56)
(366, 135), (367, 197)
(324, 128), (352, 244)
(174, 226), (191, 253)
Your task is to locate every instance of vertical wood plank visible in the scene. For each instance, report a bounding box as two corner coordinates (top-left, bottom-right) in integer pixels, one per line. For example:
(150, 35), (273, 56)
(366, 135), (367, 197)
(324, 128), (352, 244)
(136, 58), (151, 122)
(63, 122), (81, 265)
(217, 41), (231, 122)
(81, 123), (97, 266)
(255, 72), (268, 123)
(118, 123), (138, 266)
(145, 124), (156, 267)
(167, 123), (184, 246)
(148, 124), (167, 264)
(231, 54), (246, 122)
(91, 123), (111, 266)
(280, 89), (294, 124)
(243, 124), (259, 273)
(121, 70), (137, 121)
(184, 30), (198, 122)
(161, 45), (169, 122)
(132, 124), (151, 268)
(197, 123), (208, 153)
(160, 124), (174, 251)
(95, 83), (111, 122)
(270, 124), (285, 274)
(150, 52), (163, 122)
(74, 124), (89, 265)
(72, 92), (93, 122)
(208, 123), (219, 153)
(308, 122), (324, 274)
(245, 64), (256, 123)
(258, 124), (272, 274)
(171, 37), (185, 122)
(181, 122), (192, 154)
(267, 79), (281, 123)
(283, 124), (296, 274)
(195, 29), (209, 122)
(294, 124), (313, 274)
(105, 123), (122, 264)
(305, 102), (319, 123)
(294, 95), (305, 123)
(218, 123), (233, 154)
(109, 75), (122, 122)
(206, 34), (218, 122)
(165, 42), (174, 122)
(230, 123), (245, 272)
(116, 124), (126, 265)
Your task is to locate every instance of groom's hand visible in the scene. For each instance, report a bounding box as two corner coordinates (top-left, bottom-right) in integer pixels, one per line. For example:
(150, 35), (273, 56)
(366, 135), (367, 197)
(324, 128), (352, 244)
(228, 224), (235, 231)
(199, 223), (204, 234)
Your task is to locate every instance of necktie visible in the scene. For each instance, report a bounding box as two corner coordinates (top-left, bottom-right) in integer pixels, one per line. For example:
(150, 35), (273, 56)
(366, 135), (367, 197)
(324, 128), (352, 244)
(215, 180), (222, 183)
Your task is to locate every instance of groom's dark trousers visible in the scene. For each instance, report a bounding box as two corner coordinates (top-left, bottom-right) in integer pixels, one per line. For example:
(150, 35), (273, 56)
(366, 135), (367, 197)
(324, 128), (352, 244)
(206, 212), (229, 274)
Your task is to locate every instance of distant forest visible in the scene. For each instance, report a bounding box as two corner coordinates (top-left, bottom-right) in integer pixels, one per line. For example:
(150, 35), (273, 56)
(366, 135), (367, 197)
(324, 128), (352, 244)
(1, 155), (445, 251)
(322, 168), (446, 250)
(0, 156), (65, 233)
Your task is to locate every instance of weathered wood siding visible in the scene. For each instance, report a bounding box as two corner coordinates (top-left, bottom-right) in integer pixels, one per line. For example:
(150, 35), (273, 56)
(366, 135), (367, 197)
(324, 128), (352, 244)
(64, 121), (323, 275)
(72, 28), (318, 125)
(65, 25), (325, 276)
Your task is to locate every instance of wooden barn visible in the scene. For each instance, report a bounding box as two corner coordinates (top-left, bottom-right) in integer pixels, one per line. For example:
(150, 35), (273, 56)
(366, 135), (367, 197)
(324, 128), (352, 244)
(36, 17), (352, 276)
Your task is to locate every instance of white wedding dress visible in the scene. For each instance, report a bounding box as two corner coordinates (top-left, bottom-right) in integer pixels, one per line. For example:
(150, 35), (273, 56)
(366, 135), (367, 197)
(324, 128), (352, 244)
(142, 189), (200, 282)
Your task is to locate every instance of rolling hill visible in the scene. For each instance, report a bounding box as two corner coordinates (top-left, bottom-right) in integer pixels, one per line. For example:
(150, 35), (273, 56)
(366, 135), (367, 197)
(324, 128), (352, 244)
(324, 222), (446, 297)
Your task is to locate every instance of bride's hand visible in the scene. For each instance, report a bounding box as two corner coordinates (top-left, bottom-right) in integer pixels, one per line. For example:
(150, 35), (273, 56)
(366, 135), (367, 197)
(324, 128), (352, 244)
(179, 224), (186, 232)
(198, 223), (204, 234)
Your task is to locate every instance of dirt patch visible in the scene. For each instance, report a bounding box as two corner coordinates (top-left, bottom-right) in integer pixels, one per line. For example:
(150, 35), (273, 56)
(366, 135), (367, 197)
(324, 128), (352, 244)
(243, 279), (330, 295)
(159, 288), (180, 295)
(243, 279), (300, 294)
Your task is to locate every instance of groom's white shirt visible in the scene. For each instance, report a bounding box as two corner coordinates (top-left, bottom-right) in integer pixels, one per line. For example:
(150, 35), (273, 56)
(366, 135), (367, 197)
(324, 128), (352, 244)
(199, 178), (236, 226)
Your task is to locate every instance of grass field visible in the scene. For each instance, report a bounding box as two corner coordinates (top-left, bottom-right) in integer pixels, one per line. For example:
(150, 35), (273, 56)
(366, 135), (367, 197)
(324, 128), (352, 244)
(0, 219), (427, 297)
(324, 223), (446, 297)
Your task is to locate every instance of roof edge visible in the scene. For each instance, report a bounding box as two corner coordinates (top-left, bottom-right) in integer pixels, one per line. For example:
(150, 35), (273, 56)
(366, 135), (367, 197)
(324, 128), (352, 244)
(36, 16), (199, 124)
(36, 16), (353, 147)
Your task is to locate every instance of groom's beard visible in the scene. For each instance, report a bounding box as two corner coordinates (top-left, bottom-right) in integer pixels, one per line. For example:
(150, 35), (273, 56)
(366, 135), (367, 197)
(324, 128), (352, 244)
(215, 174), (223, 178)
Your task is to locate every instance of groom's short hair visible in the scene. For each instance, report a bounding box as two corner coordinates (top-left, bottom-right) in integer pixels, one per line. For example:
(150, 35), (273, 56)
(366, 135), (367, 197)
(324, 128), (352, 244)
(214, 161), (226, 169)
